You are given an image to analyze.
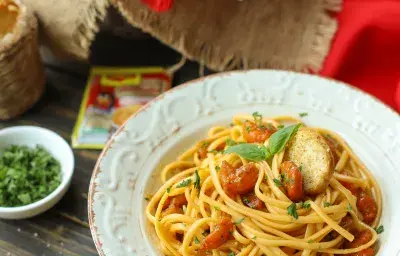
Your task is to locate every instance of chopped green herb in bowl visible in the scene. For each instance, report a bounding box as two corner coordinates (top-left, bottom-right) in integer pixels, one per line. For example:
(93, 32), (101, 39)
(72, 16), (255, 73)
(0, 126), (74, 219)
(0, 145), (62, 207)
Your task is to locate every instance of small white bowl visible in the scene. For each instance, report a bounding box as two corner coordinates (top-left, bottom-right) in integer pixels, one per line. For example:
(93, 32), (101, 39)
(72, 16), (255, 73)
(0, 126), (74, 219)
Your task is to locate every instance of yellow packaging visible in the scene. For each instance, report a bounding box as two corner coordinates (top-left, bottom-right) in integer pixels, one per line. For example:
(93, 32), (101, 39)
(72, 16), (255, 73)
(72, 67), (172, 149)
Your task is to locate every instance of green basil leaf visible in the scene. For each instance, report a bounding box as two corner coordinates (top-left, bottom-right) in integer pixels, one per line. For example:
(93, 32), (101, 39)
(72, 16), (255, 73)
(224, 144), (268, 161)
(268, 123), (302, 155)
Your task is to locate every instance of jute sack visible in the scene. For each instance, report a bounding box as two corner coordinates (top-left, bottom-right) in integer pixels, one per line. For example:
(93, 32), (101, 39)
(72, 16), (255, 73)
(24, 0), (341, 72)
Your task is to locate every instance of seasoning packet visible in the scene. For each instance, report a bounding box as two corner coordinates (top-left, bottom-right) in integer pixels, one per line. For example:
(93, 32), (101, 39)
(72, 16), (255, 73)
(72, 67), (172, 149)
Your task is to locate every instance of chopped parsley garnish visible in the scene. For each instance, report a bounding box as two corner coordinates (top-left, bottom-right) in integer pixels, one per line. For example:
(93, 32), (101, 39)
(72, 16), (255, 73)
(176, 179), (192, 188)
(234, 217), (245, 225)
(281, 174), (294, 185)
(245, 126), (252, 132)
(144, 197), (150, 201)
(208, 149), (219, 154)
(299, 112), (308, 117)
(374, 225), (384, 234)
(213, 206), (220, 211)
(227, 252), (235, 256)
(308, 239), (313, 243)
(277, 124), (285, 129)
(0, 145), (62, 207)
(347, 203), (352, 212)
(194, 236), (200, 244)
(215, 166), (220, 172)
(273, 178), (283, 187)
(252, 236), (257, 240)
(285, 178), (295, 185)
(229, 123), (235, 127)
(194, 170), (201, 191)
(287, 203), (299, 219)
(226, 138), (237, 146)
(299, 165), (303, 172)
(300, 201), (311, 209)
(324, 202), (331, 208)
(202, 141), (210, 147)
(242, 197), (250, 204)
(252, 112), (262, 125)
(166, 186), (172, 193)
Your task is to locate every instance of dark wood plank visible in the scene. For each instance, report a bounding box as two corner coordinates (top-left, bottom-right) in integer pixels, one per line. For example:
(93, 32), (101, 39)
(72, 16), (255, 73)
(0, 66), (98, 255)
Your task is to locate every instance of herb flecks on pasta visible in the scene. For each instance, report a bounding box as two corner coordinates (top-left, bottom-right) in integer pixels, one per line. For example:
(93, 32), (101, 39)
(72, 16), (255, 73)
(146, 113), (382, 256)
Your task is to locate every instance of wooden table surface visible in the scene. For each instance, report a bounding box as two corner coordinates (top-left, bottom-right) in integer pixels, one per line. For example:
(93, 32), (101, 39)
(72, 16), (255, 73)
(0, 32), (209, 256)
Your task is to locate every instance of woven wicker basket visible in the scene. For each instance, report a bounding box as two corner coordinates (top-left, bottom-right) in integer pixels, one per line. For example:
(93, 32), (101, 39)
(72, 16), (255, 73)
(0, 0), (45, 120)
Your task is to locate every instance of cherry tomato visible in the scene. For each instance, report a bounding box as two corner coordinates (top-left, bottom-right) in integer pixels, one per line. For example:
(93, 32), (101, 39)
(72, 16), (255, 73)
(161, 194), (187, 216)
(161, 205), (183, 216)
(242, 192), (264, 210)
(280, 161), (304, 202)
(199, 219), (233, 252)
(197, 146), (208, 160)
(341, 215), (354, 230)
(340, 180), (362, 197)
(357, 194), (377, 224)
(347, 230), (372, 249)
(353, 248), (375, 256)
(243, 121), (276, 143)
(216, 142), (226, 151)
(281, 247), (297, 255)
(162, 194), (186, 210)
(220, 161), (259, 197)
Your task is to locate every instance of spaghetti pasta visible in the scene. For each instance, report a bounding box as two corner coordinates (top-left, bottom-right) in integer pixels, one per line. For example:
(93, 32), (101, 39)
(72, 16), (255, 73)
(146, 114), (382, 256)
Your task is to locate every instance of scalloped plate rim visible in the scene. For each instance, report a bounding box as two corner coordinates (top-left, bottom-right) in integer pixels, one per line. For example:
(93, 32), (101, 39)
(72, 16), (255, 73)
(88, 69), (400, 256)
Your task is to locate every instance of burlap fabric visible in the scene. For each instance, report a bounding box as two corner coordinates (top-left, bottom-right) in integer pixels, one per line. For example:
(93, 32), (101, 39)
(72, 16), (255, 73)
(23, 0), (110, 60)
(25, 0), (341, 72)
(0, 0), (45, 120)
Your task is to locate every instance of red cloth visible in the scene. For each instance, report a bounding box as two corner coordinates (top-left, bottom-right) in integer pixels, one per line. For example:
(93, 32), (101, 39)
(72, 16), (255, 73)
(141, 0), (173, 12)
(320, 0), (400, 112)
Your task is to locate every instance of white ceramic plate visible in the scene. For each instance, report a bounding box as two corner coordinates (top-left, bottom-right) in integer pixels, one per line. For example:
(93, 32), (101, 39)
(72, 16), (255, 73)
(88, 70), (400, 256)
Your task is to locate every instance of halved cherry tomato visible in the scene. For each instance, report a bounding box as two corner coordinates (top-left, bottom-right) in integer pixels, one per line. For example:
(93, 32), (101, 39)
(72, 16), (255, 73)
(352, 248), (375, 256)
(287, 227), (307, 237)
(161, 194), (187, 216)
(243, 121), (276, 143)
(199, 219), (233, 253)
(162, 194), (186, 210)
(281, 247), (297, 255)
(216, 142), (226, 151)
(357, 193), (377, 224)
(340, 178), (377, 224)
(197, 146), (208, 160)
(346, 230), (375, 256)
(347, 230), (372, 249)
(340, 180), (362, 197)
(242, 192), (264, 210)
(220, 161), (259, 197)
(341, 215), (354, 230)
(280, 161), (304, 202)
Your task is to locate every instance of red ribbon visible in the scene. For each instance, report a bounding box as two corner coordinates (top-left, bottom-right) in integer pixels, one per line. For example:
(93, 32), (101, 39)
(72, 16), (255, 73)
(141, 0), (173, 12)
